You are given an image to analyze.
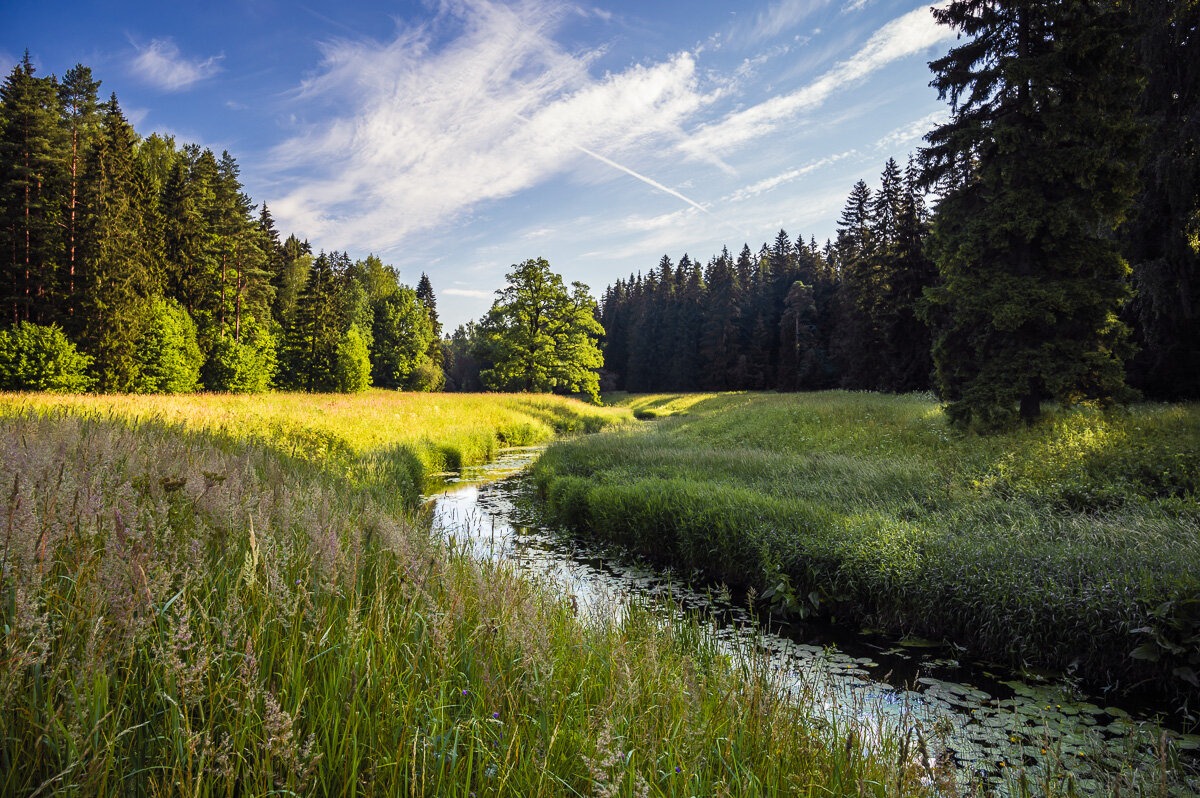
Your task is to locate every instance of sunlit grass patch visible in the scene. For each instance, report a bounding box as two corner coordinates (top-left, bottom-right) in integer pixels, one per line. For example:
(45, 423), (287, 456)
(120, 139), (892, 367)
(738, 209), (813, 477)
(0, 390), (632, 503)
(535, 392), (1200, 701)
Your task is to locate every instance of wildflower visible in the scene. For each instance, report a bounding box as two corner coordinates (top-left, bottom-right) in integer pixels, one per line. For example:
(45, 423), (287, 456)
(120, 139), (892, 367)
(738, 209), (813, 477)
(462, 689), (468, 696)
(675, 766), (681, 773)
(493, 711), (500, 719)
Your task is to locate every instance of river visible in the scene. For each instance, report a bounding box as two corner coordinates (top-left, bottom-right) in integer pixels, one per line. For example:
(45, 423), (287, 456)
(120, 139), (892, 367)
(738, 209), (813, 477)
(426, 446), (1199, 797)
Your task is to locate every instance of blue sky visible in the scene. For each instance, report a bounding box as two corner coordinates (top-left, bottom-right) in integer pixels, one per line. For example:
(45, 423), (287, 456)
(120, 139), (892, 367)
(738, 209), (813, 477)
(3, 0), (954, 328)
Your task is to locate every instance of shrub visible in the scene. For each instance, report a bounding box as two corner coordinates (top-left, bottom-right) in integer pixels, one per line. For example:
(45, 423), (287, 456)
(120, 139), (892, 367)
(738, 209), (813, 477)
(132, 297), (203, 393)
(405, 358), (445, 392)
(203, 318), (277, 393)
(0, 322), (93, 392)
(335, 325), (371, 393)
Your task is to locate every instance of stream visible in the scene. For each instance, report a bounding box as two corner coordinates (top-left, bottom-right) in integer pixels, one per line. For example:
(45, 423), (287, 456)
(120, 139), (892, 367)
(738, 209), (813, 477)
(426, 446), (1199, 796)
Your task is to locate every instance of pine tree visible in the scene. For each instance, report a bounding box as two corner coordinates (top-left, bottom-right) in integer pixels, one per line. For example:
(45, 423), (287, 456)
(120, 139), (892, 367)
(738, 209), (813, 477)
(76, 95), (154, 391)
(57, 64), (101, 319)
(0, 53), (67, 325)
(834, 180), (884, 388)
(1123, 0), (1200, 399)
(415, 272), (444, 370)
(280, 251), (343, 391)
(922, 0), (1143, 427)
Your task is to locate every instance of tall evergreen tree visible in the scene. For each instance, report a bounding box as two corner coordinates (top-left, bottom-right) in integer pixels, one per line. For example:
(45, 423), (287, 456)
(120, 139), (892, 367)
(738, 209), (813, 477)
(57, 64), (101, 318)
(834, 180), (885, 388)
(921, 0), (1142, 427)
(0, 53), (66, 325)
(415, 272), (443, 369)
(1123, 0), (1200, 398)
(76, 95), (154, 390)
(280, 251), (343, 391)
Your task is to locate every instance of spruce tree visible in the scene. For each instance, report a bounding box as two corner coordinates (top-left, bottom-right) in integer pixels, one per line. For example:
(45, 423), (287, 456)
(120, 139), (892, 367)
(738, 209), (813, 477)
(921, 0), (1142, 427)
(0, 54), (67, 325)
(280, 251), (342, 391)
(834, 180), (884, 388)
(415, 272), (443, 369)
(76, 95), (153, 391)
(1123, 0), (1200, 398)
(700, 248), (740, 389)
(57, 64), (101, 319)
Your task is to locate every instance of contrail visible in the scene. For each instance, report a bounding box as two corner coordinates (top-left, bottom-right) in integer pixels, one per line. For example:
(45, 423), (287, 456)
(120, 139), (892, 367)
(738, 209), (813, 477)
(570, 141), (718, 222)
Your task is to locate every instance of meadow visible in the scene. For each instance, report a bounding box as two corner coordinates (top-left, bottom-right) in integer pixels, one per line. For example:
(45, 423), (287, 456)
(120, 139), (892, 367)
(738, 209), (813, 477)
(532, 392), (1200, 704)
(0, 392), (928, 796)
(0, 390), (631, 504)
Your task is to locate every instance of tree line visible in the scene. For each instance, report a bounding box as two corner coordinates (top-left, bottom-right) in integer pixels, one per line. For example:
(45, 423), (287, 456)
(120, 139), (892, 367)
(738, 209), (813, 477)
(598, 0), (1198, 427)
(0, 54), (443, 394)
(598, 156), (933, 395)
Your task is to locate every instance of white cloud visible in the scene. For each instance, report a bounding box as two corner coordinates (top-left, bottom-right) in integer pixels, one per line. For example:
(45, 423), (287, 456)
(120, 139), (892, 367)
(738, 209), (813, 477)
(725, 149), (857, 203)
(874, 109), (948, 151)
(682, 2), (953, 159)
(443, 287), (496, 299)
(269, 0), (714, 253)
(731, 0), (831, 44)
(843, 0), (873, 12)
(129, 38), (222, 91)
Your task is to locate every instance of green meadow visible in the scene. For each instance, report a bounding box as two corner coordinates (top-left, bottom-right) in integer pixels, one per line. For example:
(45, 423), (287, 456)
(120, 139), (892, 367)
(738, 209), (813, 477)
(533, 392), (1200, 702)
(0, 390), (631, 503)
(0, 392), (927, 797)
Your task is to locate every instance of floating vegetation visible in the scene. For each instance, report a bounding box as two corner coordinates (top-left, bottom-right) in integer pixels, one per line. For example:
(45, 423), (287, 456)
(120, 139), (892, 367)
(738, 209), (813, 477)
(432, 455), (1200, 797)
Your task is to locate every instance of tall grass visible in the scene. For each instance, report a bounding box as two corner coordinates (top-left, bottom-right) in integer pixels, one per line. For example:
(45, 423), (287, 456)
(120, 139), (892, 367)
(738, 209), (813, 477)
(0, 400), (923, 796)
(0, 390), (632, 504)
(533, 392), (1200, 703)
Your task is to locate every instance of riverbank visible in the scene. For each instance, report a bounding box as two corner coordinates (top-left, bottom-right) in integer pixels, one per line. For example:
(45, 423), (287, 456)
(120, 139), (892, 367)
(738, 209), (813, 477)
(0, 395), (920, 796)
(532, 392), (1200, 704)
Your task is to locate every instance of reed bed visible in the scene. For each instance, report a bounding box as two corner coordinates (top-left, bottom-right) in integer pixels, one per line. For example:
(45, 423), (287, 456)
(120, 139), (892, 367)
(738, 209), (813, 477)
(0, 400), (923, 796)
(533, 392), (1200, 703)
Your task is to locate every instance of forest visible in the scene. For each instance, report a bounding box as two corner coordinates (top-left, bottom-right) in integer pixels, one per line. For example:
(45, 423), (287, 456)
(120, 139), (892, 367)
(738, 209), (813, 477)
(595, 0), (1198, 428)
(0, 55), (451, 396)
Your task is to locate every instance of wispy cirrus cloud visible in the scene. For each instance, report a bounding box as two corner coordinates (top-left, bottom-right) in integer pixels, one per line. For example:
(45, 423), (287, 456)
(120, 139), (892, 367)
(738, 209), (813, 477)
(726, 149), (858, 203)
(269, 0), (715, 253)
(731, 0), (831, 45)
(129, 38), (222, 91)
(682, 2), (953, 160)
(874, 109), (948, 151)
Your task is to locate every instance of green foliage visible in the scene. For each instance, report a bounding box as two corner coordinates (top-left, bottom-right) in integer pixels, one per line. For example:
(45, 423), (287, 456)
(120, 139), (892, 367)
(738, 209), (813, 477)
(278, 252), (343, 392)
(0, 54), (67, 327)
(75, 96), (156, 392)
(1124, 0), (1200, 399)
(534, 392), (1200, 701)
(0, 321), (93, 392)
(406, 358), (444, 392)
(370, 286), (434, 389)
(335, 324), (371, 393)
(921, 0), (1143, 428)
(201, 317), (277, 393)
(132, 296), (202, 393)
(478, 258), (603, 402)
